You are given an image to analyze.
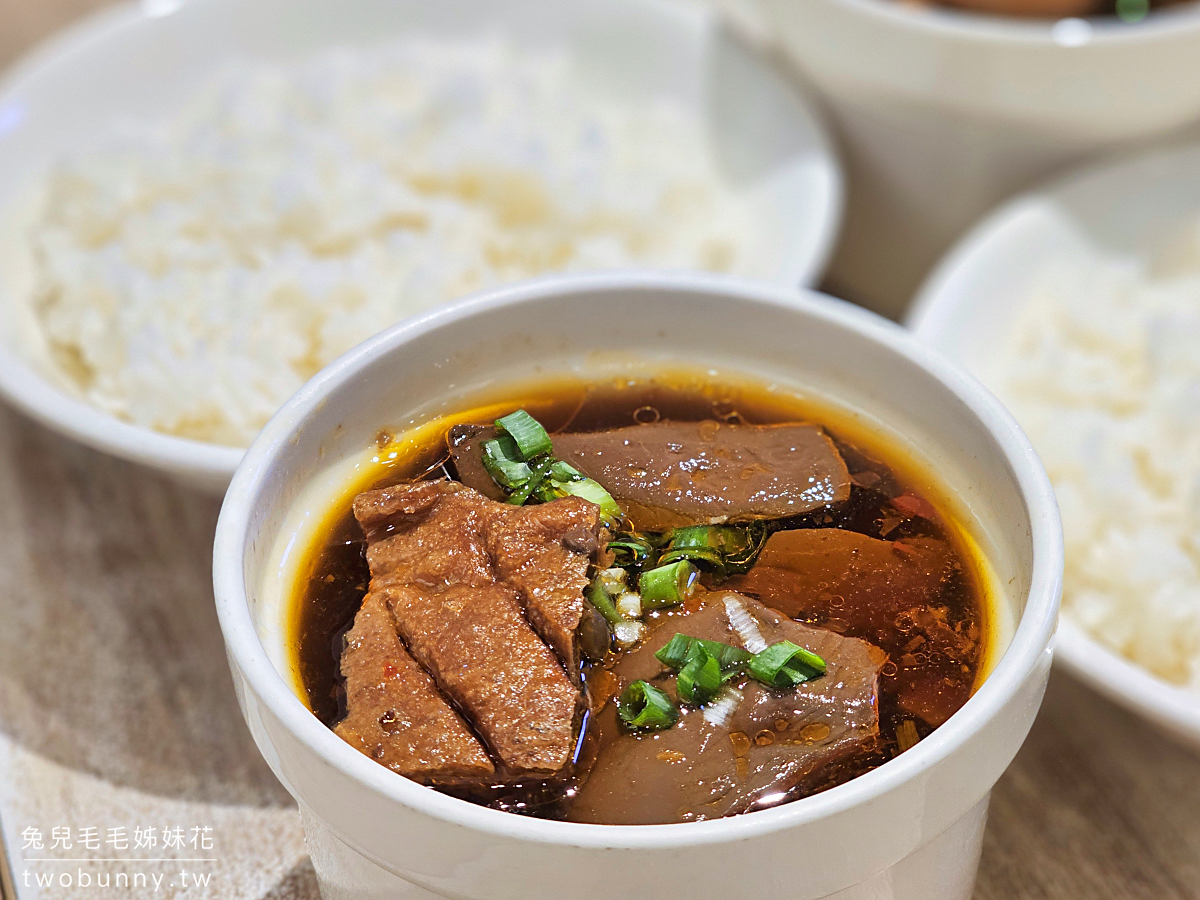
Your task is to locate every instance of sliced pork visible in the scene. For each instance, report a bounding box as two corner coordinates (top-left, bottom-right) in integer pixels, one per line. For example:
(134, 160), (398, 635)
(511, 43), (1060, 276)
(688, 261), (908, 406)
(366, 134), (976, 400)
(334, 594), (494, 782)
(344, 480), (603, 778)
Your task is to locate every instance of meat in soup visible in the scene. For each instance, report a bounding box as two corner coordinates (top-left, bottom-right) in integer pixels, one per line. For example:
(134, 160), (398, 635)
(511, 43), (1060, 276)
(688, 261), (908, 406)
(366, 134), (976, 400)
(292, 377), (989, 824)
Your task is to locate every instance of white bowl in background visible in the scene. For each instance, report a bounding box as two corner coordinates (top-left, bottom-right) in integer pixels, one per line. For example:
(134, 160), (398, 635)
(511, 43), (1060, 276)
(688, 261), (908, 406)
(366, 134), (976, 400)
(214, 272), (1061, 900)
(0, 0), (841, 494)
(726, 0), (1200, 318)
(909, 138), (1200, 750)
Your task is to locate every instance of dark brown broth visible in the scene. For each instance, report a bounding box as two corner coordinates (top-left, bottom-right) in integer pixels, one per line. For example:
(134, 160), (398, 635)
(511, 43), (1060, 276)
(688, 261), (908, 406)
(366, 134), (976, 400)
(292, 376), (989, 818)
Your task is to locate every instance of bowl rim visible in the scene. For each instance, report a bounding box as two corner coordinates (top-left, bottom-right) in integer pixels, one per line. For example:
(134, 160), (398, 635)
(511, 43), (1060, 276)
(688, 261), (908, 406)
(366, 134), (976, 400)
(811, 0), (1200, 47)
(0, 0), (842, 485)
(907, 141), (1200, 752)
(1055, 621), (1200, 746)
(213, 270), (1063, 849)
(0, 352), (245, 480)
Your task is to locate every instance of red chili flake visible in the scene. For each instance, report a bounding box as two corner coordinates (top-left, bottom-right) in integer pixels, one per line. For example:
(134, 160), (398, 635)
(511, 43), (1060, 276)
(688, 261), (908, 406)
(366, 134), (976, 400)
(891, 493), (939, 520)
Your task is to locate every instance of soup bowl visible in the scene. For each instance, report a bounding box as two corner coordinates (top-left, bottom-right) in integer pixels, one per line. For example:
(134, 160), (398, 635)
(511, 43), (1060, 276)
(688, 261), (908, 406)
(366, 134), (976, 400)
(212, 272), (1061, 900)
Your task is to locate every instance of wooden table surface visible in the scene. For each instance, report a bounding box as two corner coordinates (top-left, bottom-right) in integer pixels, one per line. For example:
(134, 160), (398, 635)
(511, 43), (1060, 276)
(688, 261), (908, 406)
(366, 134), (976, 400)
(0, 3), (1198, 898)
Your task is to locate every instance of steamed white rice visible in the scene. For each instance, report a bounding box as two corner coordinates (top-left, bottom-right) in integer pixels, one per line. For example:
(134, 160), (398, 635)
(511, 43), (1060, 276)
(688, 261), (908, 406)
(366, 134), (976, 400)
(999, 230), (1200, 691)
(29, 36), (761, 447)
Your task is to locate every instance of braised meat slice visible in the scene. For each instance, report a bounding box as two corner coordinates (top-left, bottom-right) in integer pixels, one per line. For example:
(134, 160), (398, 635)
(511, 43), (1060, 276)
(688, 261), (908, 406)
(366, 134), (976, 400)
(727, 529), (978, 727)
(486, 498), (601, 674)
(552, 421), (851, 531)
(568, 592), (883, 824)
(334, 594), (494, 782)
(448, 420), (851, 532)
(350, 480), (601, 776)
(446, 424), (507, 502)
(736, 529), (959, 636)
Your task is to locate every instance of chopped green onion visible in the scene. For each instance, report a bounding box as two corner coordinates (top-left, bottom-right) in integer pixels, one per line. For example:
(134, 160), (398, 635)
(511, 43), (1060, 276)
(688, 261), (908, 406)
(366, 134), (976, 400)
(655, 633), (695, 670)
(597, 567), (628, 591)
(656, 546), (725, 570)
(507, 458), (553, 506)
(655, 634), (751, 673)
(494, 409), (553, 460)
(586, 576), (622, 627)
(479, 412), (625, 521)
(665, 524), (730, 552)
(615, 591), (642, 619)
(482, 436), (532, 489)
(612, 619), (646, 648)
(557, 477), (621, 521)
(617, 681), (678, 731)
(748, 641), (827, 689)
(657, 524), (769, 575)
(549, 459), (582, 481)
(638, 560), (698, 610)
(676, 643), (724, 705)
(607, 533), (657, 569)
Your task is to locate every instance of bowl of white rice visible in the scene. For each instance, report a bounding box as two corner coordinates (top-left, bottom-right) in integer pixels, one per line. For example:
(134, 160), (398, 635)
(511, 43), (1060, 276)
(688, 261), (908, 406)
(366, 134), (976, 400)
(0, 0), (841, 492)
(909, 139), (1200, 749)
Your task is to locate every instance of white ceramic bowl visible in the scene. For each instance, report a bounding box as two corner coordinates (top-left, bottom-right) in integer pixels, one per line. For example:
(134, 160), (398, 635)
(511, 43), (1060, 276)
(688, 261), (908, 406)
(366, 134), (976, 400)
(213, 272), (1061, 900)
(908, 138), (1200, 749)
(729, 0), (1200, 317)
(0, 0), (841, 494)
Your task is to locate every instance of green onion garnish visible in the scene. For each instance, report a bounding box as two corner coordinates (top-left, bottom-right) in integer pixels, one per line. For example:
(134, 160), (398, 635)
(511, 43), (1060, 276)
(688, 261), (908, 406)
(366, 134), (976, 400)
(549, 459), (582, 481)
(586, 576), (622, 627)
(606, 532), (657, 569)
(558, 477), (621, 520)
(655, 633), (751, 673)
(482, 436), (532, 489)
(657, 524), (769, 575)
(638, 560), (698, 610)
(479, 412), (626, 522)
(748, 641), (827, 689)
(617, 680), (678, 731)
(507, 458), (553, 506)
(495, 409), (553, 460)
(676, 642), (724, 705)
(655, 633), (695, 670)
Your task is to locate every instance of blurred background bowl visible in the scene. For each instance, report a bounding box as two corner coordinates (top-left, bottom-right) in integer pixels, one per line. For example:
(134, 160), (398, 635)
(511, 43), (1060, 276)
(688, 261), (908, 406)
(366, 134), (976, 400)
(908, 137), (1200, 749)
(728, 0), (1200, 318)
(0, 0), (842, 493)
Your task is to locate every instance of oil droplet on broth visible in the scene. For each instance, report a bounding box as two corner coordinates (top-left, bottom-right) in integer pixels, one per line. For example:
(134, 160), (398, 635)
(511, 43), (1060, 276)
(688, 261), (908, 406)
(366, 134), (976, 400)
(657, 750), (686, 764)
(729, 731), (751, 757)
